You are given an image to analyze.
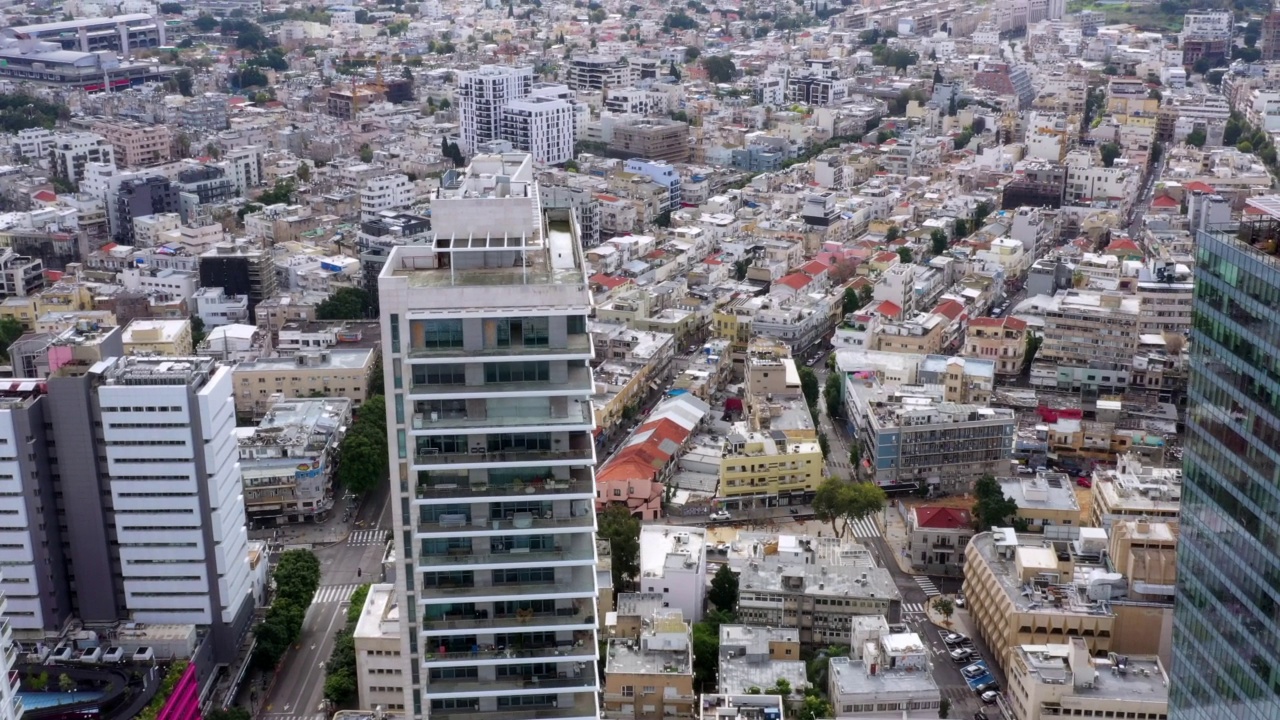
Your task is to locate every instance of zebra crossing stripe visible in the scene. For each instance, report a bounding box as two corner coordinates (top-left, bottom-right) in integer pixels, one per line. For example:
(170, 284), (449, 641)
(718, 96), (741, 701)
(311, 584), (358, 605)
(902, 603), (925, 614)
(915, 576), (940, 596)
(848, 516), (880, 538)
(348, 530), (388, 545)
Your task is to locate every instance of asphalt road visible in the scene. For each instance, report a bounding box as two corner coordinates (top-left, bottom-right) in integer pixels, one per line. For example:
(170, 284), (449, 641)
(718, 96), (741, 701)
(259, 480), (393, 720)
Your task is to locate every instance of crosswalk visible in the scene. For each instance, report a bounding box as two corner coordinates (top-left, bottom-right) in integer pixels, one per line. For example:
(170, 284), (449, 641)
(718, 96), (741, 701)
(348, 530), (389, 546)
(916, 576), (940, 597)
(902, 602), (926, 615)
(311, 584), (361, 605)
(262, 714), (324, 720)
(847, 515), (881, 538)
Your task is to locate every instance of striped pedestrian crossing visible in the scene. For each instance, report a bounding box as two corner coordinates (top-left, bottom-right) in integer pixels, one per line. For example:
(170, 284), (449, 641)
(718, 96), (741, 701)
(262, 714), (325, 720)
(916, 576), (940, 597)
(902, 602), (926, 615)
(311, 584), (360, 605)
(847, 516), (881, 539)
(348, 530), (389, 546)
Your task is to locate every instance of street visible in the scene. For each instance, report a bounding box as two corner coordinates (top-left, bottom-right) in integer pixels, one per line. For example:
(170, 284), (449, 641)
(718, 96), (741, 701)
(255, 478), (392, 720)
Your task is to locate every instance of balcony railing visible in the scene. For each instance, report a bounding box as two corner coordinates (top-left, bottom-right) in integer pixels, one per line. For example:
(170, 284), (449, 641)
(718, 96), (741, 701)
(425, 574), (595, 598)
(428, 695), (598, 720)
(421, 545), (595, 567)
(409, 407), (592, 431)
(408, 366), (594, 399)
(416, 477), (594, 500)
(422, 643), (595, 663)
(414, 447), (594, 466)
(408, 334), (592, 359)
(422, 607), (595, 632)
(418, 513), (594, 535)
(427, 674), (596, 694)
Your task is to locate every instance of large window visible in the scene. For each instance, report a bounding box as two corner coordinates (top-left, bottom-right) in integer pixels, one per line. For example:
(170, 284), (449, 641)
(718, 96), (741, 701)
(487, 433), (552, 452)
(416, 435), (468, 455)
(422, 571), (473, 588)
(523, 317), (549, 346)
(485, 361), (549, 383)
(492, 567), (554, 585)
(414, 364), (466, 386)
(418, 319), (464, 349)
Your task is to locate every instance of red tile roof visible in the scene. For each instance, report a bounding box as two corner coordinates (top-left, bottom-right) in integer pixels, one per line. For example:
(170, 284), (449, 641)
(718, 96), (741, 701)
(799, 259), (830, 276)
(776, 273), (813, 291)
(1151, 195), (1179, 208)
(32, 189), (56, 203)
(932, 299), (965, 321)
(915, 506), (972, 529)
(590, 274), (631, 289)
(1183, 181), (1215, 193)
(873, 251), (900, 263)
(969, 316), (1027, 330)
(875, 300), (903, 319)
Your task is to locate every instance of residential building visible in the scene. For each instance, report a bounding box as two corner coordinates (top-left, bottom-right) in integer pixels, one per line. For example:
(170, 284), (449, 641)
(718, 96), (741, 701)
(198, 239), (278, 314)
(0, 583), (19, 720)
(906, 506), (973, 577)
(1004, 640), (1169, 720)
(457, 65), (535, 154)
(231, 348), (377, 419)
(602, 610), (696, 720)
(0, 249), (44, 299)
(1089, 453), (1181, 529)
(624, 160), (682, 214)
(843, 376), (1015, 490)
(828, 632), (940, 717)
(999, 473), (1082, 535)
(965, 316), (1028, 375)
(360, 174), (416, 222)
(717, 625), (807, 697)
(1168, 197), (1280, 720)
(595, 393), (709, 520)
(353, 583), (406, 712)
(121, 318), (194, 356)
(638, 526), (707, 622)
(717, 430), (823, 508)
(90, 118), (172, 168)
(1032, 290), (1142, 390)
(501, 96), (575, 165)
(377, 152), (600, 720)
(192, 287), (250, 328)
(237, 397), (351, 525)
(114, 175), (179, 242)
(566, 55), (628, 90)
(49, 132), (115, 186)
(610, 120), (691, 164)
(729, 534), (901, 644)
(699, 694), (784, 720)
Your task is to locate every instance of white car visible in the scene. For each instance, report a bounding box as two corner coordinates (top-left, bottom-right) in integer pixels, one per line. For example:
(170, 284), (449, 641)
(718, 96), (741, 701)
(709, 511), (731, 521)
(981, 691), (999, 704)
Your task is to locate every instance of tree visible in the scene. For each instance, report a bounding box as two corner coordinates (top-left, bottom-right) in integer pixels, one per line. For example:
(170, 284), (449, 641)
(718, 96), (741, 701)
(359, 143), (374, 162)
(1186, 128), (1206, 148)
(193, 13), (219, 31)
(58, 673), (75, 693)
(175, 69), (194, 97)
(336, 396), (387, 495)
(160, 1), (184, 12)
(685, 46), (701, 62)
(1192, 56), (1211, 75)
(702, 55), (737, 83)
(1100, 142), (1121, 168)
(930, 228), (948, 256)
(0, 317), (24, 356)
(973, 474), (1019, 530)
(896, 247), (913, 264)
(189, 315), (206, 348)
(813, 479), (886, 537)
(655, 209), (672, 228)
(817, 432), (830, 458)
(28, 672), (49, 692)
(858, 285), (874, 306)
(296, 162), (311, 182)
(709, 564), (739, 612)
(932, 596), (955, 625)
(798, 366), (820, 411)
(1025, 330), (1042, 369)
(953, 218), (969, 240)
(824, 371), (844, 419)
(733, 258), (750, 281)
(1238, 140), (1254, 154)
(317, 287), (372, 320)
(885, 225), (900, 242)
(799, 692), (834, 720)
(938, 698), (952, 719)
(767, 678), (793, 697)
(599, 505), (640, 590)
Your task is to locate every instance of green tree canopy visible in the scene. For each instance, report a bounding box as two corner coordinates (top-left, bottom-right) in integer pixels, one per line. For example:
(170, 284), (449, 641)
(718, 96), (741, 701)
(930, 228), (948, 256)
(896, 247), (913, 264)
(973, 474), (1019, 530)
(824, 371), (844, 419)
(709, 564), (739, 613)
(317, 287), (372, 320)
(798, 366), (820, 410)
(598, 504), (641, 590)
(813, 479), (886, 538)
(337, 396), (387, 495)
(702, 55), (737, 82)
(0, 317), (25, 356)
(1100, 142), (1121, 168)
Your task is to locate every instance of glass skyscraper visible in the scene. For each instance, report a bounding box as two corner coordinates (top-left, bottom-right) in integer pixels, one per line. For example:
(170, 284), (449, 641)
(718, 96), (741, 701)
(1171, 200), (1280, 720)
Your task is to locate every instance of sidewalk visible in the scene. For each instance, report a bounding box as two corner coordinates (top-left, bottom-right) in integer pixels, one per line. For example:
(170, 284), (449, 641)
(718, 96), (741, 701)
(879, 504), (917, 575)
(248, 493), (364, 549)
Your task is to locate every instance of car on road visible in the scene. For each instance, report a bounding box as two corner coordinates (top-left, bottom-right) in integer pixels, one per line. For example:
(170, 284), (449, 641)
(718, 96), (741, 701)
(1076, 476), (1092, 488)
(1016, 464), (1034, 474)
(974, 713), (989, 720)
(981, 691), (999, 704)
(955, 596), (966, 608)
(943, 632), (968, 645)
(709, 511), (731, 521)
(961, 664), (987, 679)
(975, 681), (999, 693)
(950, 648), (975, 662)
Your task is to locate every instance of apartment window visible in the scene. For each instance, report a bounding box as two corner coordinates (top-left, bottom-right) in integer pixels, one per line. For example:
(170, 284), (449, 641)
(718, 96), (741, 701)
(414, 364), (466, 386)
(419, 319), (464, 349)
(390, 314), (401, 353)
(620, 686), (635, 698)
(492, 567), (554, 584)
(485, 361), (549, 383)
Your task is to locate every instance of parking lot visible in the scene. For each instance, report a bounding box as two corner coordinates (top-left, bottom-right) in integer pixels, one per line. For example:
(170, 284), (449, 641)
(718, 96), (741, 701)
(934, 628), (1003, 715)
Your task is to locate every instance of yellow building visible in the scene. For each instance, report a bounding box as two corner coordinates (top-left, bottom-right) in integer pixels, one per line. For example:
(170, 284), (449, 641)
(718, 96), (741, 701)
(121, 318), (194, 356)
(998, 474), (1082, 533)
(718, 430), (822, 507)
(964, 316), (1028, 375)
(603, 610), (696, 720)
(0, 282), (96, 329)
(713, 305), (754, 361)
(1004, 639), (1169, 720)
(232, 348), (377, 419)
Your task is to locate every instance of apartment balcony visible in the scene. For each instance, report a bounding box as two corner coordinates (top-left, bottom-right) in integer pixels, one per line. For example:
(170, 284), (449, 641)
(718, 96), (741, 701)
(422, 642), (596, 665)
(409, 366), (594, 400)
(422, 605), (596, 633)
(415, 473), (595, 501)
(418, 510), (594, 537)
(410, 404), (592, 433)
(407, 334), (593, 360)
(423, 572), (596, 600)
(420, 542), (596, 570)
(428, 694), (598, 720)
(412, 446), (595, 469)
(427, 673), (597, 696)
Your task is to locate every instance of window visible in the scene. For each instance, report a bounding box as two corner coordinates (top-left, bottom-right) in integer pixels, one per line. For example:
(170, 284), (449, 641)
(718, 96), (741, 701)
(414, 364), (465, 386)
(419, 319), (464, 349)
(485, 361), (549, 383)
(390, 313), (401, 353)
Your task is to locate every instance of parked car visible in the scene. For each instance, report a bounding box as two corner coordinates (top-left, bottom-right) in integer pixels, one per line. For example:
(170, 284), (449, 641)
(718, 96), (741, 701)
(976, 682), (1000, 694)
(950, 648), (974, 662)
(709, 511), (731, 521)
(955, 596), (966, 608)
(1076, 476), (1093, 488)
(962, 664), (987, 679)
(981, 691), (999, 704)
(1016, 464), (1034, 474)
(943, 632), (968, 645)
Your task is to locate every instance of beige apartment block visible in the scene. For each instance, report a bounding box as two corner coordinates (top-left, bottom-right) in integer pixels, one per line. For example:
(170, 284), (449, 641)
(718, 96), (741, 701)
(603, 610), (696, 720)
(91, 118), (173, 167)
(354, 584), (406, 713)
(1089, 453), (1181, 529)
(232, 348), (377, 418)
(965, 316), (1028, 375)
(1004, 639), (1168, 720)
(121, 318), (194, 356)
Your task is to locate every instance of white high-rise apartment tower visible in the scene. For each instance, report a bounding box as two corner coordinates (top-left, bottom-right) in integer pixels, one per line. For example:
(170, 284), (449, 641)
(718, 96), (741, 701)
(501, 96), (576, 166)
(379, 152), (600, 720)
(457, 65), (534, 154)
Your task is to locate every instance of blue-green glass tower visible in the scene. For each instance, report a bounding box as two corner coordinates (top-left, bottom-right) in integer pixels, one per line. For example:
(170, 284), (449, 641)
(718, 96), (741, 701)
(1172, 209), (1280, 720)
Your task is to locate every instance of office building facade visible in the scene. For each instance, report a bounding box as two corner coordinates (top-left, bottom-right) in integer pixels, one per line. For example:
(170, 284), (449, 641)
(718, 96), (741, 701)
(1169, 199), (1280, 720)
(457, 65), (534, 155)
(379, 152), (600, 720)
